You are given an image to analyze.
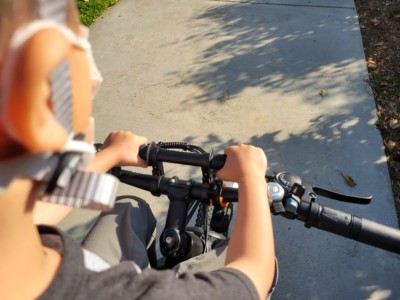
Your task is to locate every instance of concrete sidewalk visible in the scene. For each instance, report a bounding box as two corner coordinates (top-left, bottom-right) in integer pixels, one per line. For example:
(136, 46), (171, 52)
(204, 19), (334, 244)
(61, 0), (400, 298)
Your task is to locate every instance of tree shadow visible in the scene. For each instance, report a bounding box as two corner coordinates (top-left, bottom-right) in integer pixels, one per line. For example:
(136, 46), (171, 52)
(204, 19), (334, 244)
(181, 114), (398, 299)
(166, 3), (400, 298)
(168, 2), (384, 203)
(170, 3), (364, 104)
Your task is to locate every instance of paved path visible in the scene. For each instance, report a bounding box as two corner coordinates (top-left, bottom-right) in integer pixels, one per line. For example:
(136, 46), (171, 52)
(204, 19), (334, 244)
(61, 0), (400, 298)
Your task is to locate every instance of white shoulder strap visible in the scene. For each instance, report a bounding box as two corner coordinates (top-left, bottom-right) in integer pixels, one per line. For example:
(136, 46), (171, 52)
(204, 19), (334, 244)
(0, 149), (119, 211)
(11, 20), (90, 51)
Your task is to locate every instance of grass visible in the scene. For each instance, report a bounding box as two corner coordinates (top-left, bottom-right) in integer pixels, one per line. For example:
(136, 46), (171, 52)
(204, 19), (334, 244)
(76, 0), (118, 26)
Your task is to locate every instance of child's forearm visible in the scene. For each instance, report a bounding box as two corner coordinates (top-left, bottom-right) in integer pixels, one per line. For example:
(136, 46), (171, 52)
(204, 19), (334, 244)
(33, 201), (73, 225)
(86, 148), (119, 173)
(224, 176), (275, 300)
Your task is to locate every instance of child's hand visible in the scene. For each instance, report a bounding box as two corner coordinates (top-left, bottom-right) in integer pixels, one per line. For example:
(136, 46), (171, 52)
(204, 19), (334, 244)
(216, 144), (267, 184)
(101, 131), (148, 167)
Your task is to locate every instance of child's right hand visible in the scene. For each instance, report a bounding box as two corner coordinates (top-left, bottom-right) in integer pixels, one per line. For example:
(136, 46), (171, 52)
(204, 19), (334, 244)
(216, 144), (267, 184)
(221, 145), (274, 300)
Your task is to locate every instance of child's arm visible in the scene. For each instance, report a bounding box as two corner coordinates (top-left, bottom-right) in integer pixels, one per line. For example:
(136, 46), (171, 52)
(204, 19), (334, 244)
(217, 145), (275, 300)
(33, 202), (73, 225)
(86, 131), (148, 172)
(34, 131), (147, 225)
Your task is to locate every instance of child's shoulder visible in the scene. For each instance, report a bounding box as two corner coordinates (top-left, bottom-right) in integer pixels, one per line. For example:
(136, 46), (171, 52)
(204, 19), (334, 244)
(18, 28), (71, 77)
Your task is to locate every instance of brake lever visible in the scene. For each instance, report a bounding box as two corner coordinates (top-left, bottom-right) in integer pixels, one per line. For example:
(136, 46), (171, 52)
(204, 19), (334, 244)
(312, 186), (372, 204)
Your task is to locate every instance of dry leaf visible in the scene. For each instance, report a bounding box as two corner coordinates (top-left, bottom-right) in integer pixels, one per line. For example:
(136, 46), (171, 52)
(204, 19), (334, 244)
(341, 172), (357, 187)
(389, 119), (400, 129)
(319, 89), (327, 97)
(367, 58), (376, 68)
(386, 140), (397, 151)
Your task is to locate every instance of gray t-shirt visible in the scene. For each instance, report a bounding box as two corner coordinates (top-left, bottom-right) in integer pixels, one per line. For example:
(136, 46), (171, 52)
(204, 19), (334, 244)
(38, 226), (259, 300)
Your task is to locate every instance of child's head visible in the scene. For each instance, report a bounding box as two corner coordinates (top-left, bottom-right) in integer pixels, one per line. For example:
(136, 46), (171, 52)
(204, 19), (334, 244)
(0, 0), (86, 160)
(0, 0), (81, 75)
(0, 0), (115, 210)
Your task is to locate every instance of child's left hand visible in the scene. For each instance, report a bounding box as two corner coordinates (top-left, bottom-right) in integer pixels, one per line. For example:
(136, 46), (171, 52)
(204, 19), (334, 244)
(101, 131), (148, 168)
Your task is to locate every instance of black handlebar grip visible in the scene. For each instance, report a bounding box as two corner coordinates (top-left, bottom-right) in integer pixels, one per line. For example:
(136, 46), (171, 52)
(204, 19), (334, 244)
(139, 144), (150, 163)
(305, 204), (357, 236)
(209, 154), (227, 170)
(138, 144), (227, 170)
(305, 202), (400, 254)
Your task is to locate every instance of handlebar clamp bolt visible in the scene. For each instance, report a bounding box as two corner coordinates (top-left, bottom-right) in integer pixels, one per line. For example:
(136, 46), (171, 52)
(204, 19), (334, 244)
(309, 192), (317, 202)
(160, 228), (181, 256)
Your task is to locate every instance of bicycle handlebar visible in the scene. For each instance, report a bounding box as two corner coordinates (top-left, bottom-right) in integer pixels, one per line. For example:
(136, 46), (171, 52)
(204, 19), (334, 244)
(139, 142), (227, 169)
(124, 143), (400, 254)
(297, 200), (400, 254)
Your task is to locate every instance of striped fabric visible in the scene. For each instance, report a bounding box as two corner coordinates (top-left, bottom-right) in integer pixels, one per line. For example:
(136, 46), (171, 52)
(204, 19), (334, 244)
(35, 0), (119, 210)
(50, 60), (73, 133)
(38, 0), (67, 23)
(38, 0), (73, 134)
(42, 171), (119, 210)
